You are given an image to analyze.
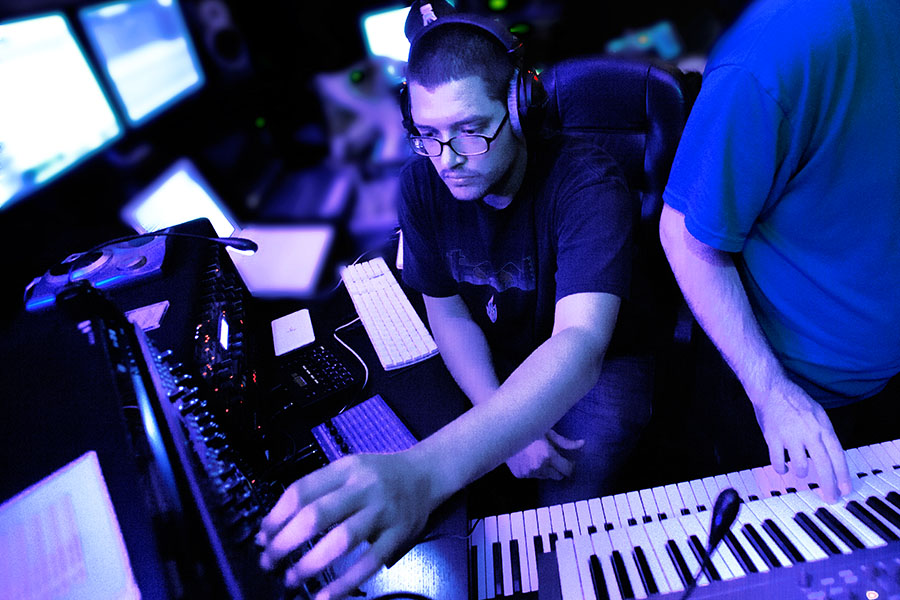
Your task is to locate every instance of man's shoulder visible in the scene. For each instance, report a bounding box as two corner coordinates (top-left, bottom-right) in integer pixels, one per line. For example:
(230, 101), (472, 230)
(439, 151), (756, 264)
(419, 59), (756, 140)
(533, 133), (626, 183)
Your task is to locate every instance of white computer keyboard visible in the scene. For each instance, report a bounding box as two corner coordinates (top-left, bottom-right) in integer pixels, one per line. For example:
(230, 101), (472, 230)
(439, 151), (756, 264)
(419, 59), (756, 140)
(341, 256), (439, 370)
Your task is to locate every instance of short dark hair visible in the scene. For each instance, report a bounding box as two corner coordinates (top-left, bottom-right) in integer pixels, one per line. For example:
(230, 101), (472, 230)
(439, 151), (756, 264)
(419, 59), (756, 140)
(407, 23), (516, 106)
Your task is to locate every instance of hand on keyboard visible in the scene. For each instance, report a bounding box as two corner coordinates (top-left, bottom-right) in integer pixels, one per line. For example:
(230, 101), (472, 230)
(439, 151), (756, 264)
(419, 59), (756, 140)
(256, 451), (436, 600)
(752, 378), (853, 503)
(505, 429), (585, 480)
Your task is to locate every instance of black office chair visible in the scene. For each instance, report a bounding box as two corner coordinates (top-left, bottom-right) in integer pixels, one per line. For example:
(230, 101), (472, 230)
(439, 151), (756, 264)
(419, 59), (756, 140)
(539, 53), (701, 487)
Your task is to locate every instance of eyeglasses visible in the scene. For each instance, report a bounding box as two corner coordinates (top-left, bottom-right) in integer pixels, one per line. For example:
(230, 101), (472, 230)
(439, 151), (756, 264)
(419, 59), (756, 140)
(408, 113), (509, 157)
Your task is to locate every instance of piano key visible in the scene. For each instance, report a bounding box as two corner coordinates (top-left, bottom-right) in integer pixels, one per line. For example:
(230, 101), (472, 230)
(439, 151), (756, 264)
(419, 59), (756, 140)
(614, 494), (636, 528)
(665, 484), (688, 517)
(602, 496), (620, 530)
(737, 469), (763, 501)
(751, 499), (828, 561)
(510, 540), (523, 593)
(627, 491), (648, 525)
(631, 547), (659, 595)
(591, 531), (624, 600)
(687, 535), (722, 581)
(877, 440), (900, 468)
(846, 500), (899, 543)
(792, 488), (884, 549)
(714, 475), (735, 500)
(563, 503), (580, 538)
(497, 513), (514, 595)
(551, 504), (568, 548)
(589, 554), (611, 600)
(741, 522), (783, 569)
(660, 515), (709, 586)
(638, 489), (660, 524)
(555, 536), (586, 600)
(572, 533), (599, 600)
(641, 520), (686, 593)
(651, 486), (672, 521)
(588, 498), (604, 534)
(702, 476), (725, 508)
(523, 509), (540, 589)
(723, 530), (760, 575)
(623, 522), (675, 594)
(794, 512), (841, 555)
(752, 466), (784, 498)
(510, 511), (533, 593)
(865, 496), (900, 531)
(888, 491), (900, 511)
(731, 509), (773, 573)
(724, 472), (753, 502)
(538, 507), (553, 555)
(664, 538), (694, 588)
(691, 510), (747, 578)
(485, 516), (499, 597)
(609, 528), (647, 599)
(689, 479), (711, 512)
(576, 500), (595, 536)
(471, 518), (487, 600)
(677, 482), (699, 515)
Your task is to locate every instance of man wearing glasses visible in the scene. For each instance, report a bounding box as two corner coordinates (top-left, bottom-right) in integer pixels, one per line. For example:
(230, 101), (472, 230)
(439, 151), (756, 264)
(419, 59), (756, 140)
(256, 3), (650, 597)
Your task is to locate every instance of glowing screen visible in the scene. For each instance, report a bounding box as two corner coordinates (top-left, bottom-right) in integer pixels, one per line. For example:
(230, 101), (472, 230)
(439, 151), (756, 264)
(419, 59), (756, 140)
(360, 5), (410, 63)
(79, 0), (205, 126)
(0, 14), (122, 210)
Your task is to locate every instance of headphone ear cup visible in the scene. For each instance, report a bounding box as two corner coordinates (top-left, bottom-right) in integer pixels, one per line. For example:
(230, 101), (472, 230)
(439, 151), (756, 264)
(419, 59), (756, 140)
(507, 71), (525, 139)
(399, 81), (416, 134)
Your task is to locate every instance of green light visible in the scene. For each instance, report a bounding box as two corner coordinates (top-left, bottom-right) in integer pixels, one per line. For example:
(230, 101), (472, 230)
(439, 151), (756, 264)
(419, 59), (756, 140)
(488, 0), (507, 10)
(509, 23), (531, 35)
(349, 69), (364, 84)
(255, 117), (266, 128)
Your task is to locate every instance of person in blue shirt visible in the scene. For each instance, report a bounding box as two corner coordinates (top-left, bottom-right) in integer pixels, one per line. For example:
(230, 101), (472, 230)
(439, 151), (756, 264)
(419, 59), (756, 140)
(661, 0), (900, 504)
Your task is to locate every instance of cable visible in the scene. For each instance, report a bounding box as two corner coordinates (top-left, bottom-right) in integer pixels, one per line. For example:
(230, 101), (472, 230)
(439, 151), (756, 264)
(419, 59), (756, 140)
(333, 316), (369, 413)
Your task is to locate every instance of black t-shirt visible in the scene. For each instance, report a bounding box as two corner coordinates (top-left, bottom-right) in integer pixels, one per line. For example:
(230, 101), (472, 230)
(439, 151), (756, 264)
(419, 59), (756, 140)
(399, 134), (636, 380)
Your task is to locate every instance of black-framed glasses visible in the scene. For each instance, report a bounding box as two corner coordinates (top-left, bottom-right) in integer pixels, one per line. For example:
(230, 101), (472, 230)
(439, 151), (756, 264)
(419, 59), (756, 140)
(408, 113), (510, 157)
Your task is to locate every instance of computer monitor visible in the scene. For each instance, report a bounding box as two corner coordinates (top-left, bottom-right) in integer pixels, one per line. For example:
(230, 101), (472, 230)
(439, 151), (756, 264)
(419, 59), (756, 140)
(360, 5), (411, 63)
(0, 13), (123, 211)
(78, 0), (205, 127)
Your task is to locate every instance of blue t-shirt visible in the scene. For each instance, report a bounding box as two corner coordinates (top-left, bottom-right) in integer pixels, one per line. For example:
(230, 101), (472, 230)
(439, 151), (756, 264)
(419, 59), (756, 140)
(664, 0), (900, 406)
(399, 134), (635, 380)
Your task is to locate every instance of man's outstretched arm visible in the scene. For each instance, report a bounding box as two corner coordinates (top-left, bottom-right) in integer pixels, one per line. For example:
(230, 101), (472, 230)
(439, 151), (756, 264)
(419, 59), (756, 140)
(658, 203), (852, 503)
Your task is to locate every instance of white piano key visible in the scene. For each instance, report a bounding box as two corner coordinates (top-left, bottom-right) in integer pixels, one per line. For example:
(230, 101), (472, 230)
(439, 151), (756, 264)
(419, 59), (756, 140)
(702, 476), (724, 508)
(563, 502), (580, 535)
(614, 493), (634, 527)
(679, 512), (737, 580)
(793, 488), (885, 549)
(868, 443), (898, 471)
(497, 513), (514, 596)
(572, 533), (599, 600)
(639, 488), (660, 523)
(737, 507), (792, 568)
(627, 491), (647, 524)
(588, 498), (606, 532)
(555, 536), (586, 600)
(660, 515), (709, 586)
(624, 521), (675, 594)
(689, 479), (712, 512)
(692, 507), (746, 577)
(677, 481), (699, 514)
(666, 483), (688, 516)
(877, 440), (900, 466)
(642, 520), (686, 592)
(731, 508), (771, 573)
(471, 518), (488, 600)
(737, 469), (764, 500)
(602, 495), (620, 529)
(510, 511), (533, 593)
(652, 485), (673, 520)
(609, 527), (648, 599)
(550, 504), (567, 541)
(575, 500), (594, 535)
(751, 466), (778, 498)
(750, 498), (828, 561)
(855, 445), (885, 474)
(485, 516), (499, 597)
(537, 506), (553, 554)
(523, 510), (540, 591)
(724, 471), (752, 502)
(713, 475), (734, 498)
(590, 530), (624, 600)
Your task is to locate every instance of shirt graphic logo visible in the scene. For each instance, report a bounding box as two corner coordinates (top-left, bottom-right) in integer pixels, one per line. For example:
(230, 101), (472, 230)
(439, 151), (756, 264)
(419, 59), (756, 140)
(486, 295), (498, 323)
(447, 250), (536, 293)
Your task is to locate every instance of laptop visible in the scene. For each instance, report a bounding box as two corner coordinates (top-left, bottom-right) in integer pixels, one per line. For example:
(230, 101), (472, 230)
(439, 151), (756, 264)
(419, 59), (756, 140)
(121, 157), (335, 298)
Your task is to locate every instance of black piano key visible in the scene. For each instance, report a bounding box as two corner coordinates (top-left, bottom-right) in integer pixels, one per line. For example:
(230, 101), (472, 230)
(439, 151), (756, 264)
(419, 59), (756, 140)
(564, 530), (574, 539)
(633, 547), (659, 595)
(534, 535), (544, 555)
(658, 512), (668, 521)
(786, 487), (797, 493)
(748, 495), (760, 501)
(866, 497), (900, 531)
(537, 550), (564, 600)
(588, 525), (598, 535)
(688, 535), (722, 581)
(589, 555), (611, 600)
(510, 539), (522, 593)
(605, 523), (615, 531)
(794, 513), (841, 555)
(549, 532), (559, 552)
(724, 531), (758, 574)
(680, 508), (691, 516)
(847, 500), (900, 543)
(886, 491), (900, 511)
(761, 518), (806, 563)
(642, 516), (653, 524)
(666, 539), (693, 586)
(742, 523), (782, 569)
(492, 541), (504, 596)
(611, 550), (636, 599)
(627, 518), (638, 527)
(814, 508), (866, 550)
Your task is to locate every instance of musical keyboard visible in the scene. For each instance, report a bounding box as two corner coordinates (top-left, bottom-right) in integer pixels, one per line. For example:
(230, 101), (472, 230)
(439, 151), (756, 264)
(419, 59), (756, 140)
(469, 439), (900, 600)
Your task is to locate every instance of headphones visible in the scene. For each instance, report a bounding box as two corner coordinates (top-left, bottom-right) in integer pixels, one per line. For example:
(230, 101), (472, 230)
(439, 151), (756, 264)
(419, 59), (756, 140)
(399, 6), (546, 140)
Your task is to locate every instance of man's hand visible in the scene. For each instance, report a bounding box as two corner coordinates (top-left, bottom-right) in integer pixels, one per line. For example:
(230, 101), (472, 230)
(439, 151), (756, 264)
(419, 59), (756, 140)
(257, 450), (436, 600)
(505, 429), (584, 480)
(751, 379), (852, 503)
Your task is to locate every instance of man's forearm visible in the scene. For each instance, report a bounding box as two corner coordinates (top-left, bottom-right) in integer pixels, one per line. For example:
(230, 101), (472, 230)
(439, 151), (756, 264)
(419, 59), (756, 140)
(659, 205), (787, 403)
(412, 325), (606, 504)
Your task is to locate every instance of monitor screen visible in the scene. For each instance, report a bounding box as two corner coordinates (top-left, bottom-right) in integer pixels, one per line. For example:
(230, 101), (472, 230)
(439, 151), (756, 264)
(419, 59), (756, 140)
(0, 14), (123, 211)
(360, 5), (410, 63)
(79, 0), (205, 126)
